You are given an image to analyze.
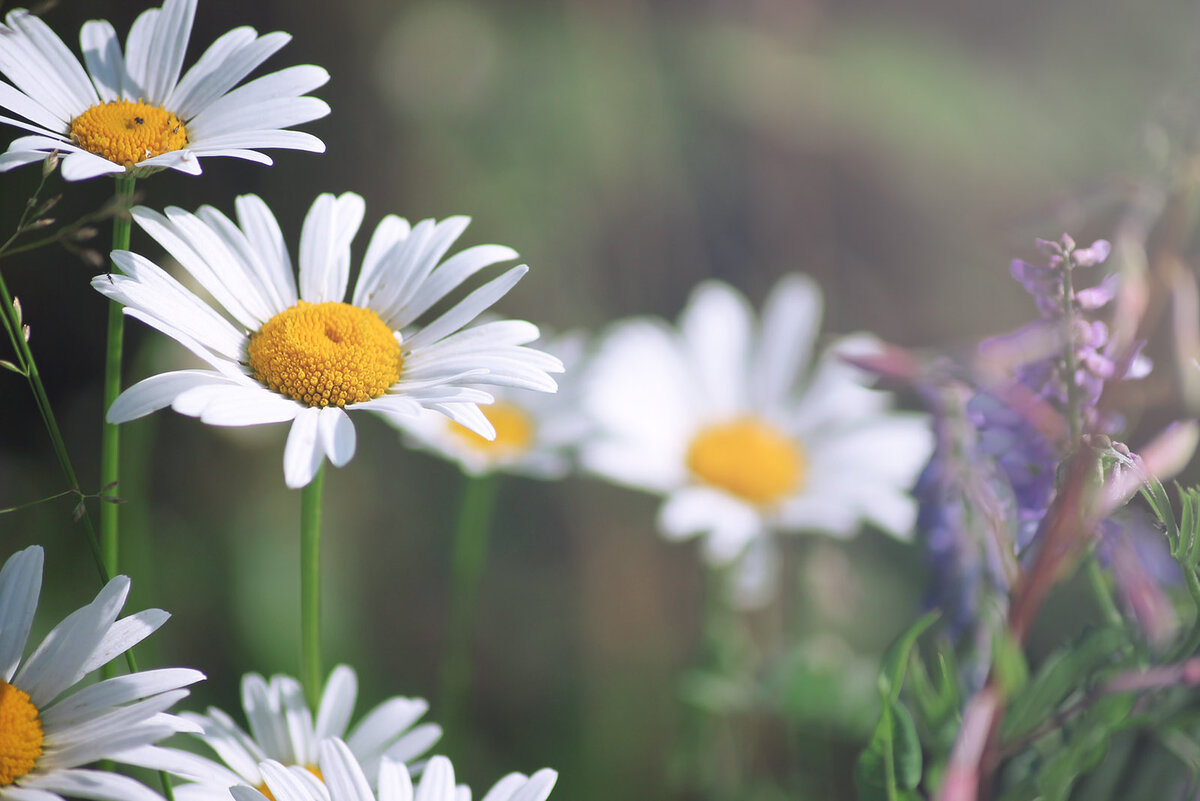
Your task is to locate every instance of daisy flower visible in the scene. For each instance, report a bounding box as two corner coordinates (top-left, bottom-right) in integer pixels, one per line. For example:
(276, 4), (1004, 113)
(230, 738), (557, 801)
(0, 544), (204, 801)
(0, 0), (328, 180)
(91, 192), (563, 488)
(395, 332), (590, 479)
(164, 665), (440, 800)
(582, 275), (934, 606)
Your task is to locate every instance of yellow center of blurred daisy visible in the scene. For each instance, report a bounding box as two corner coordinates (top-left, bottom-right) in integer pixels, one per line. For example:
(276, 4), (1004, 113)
(686, 417), (806, 505)
(69, 100), (188, 167)
(248, 301), (404, 408)
(257, 765), (324, 800)
(0, 681), (43, 786)
(449, 401), (534, 456)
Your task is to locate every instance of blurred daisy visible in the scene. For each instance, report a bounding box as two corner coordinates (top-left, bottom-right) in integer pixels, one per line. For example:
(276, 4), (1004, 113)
(92, 192), (562, 488)
(0, 544), (203, 801)
(582, 275), (934, 606)
(0, 0), (328, 180)
(230, 738), (557, 801)
(165, 666), (440, 800)
(396, 333), (590, 478)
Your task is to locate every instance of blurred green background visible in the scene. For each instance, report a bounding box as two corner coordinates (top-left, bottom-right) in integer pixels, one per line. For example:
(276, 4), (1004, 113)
(3, 0), (1199, 798)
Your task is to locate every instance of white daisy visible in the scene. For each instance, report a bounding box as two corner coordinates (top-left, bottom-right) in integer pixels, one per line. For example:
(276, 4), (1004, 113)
(395, 332), (590, 479)
(582, 275), (934, 606)
(0, 0), (328, 180)
(91, 192), (563, 488)
(0, 544), (204, 801)
(159, 665), (440, 801)
(229, 738), (557, 801)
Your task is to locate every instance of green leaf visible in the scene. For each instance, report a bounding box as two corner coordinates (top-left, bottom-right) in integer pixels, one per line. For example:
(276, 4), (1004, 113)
(993, 629), (1029, 698)
(891, 701), (923, 791)
(1002, 626), (1128, 741)
(878, 610), (941, 703)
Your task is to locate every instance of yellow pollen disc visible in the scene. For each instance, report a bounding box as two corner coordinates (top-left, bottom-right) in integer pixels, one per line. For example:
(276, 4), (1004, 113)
(0, 681), (43, 786)
(257, 765), (323, 801)
(248, 301), (404, 408)
(686, 417), (806, 506)
(69, 100), (188, 168)
(450, 401), (535, 456)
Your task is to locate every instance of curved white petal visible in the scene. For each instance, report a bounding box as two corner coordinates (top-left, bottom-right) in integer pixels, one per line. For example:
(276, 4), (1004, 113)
(283, 407), (325, 489)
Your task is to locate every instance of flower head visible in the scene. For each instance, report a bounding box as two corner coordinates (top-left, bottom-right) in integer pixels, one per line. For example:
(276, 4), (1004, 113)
(229, 738), (557, 801)
(395, 332), (591, 478)
(92, 192), (563, 488)
(0, 0), (328, 179)
(164, 666), (440, 800)
(582, 275), (934, 606)
(0, 545), (204, 801)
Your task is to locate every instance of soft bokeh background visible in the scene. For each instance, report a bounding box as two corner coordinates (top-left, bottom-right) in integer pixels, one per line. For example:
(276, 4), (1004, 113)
(4, 0), (1200, 799)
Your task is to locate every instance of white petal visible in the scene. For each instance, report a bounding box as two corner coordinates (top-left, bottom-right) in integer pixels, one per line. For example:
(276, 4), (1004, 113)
(379, 759), (414, 801)
(236, 194), (298, 308)
(138, 0), (196, 104)
(318, 739), (375, 801)
(0, 79), (67, 131)
(403, 265), (528, 352)
(77, 609), (169, 674)
(387, 244), (516, 328)
(16, 576), (129, 708)
(679, 280), (753, 416)
(298, 192), (365, 303)
(79, 20), (125, 103)
(283, 408), (325, 489)
(26, 768), (164, 801)
(107, 371), (242, 424)
(241, 673), (292, 762)
(41, 668), (202, 731)
(0, 545), (42, 682)
(415, 757), (456, 801)
(257, 761), (321, 801)
(345, 697), (429, 759)
(314, 665), (357, 741)
(382, 725), (442, 765)
(751, 273), (822, 411)
(352, 215), (412, 310)
(318, 407), (356, 468)
(167, 29), (289, 117)
(60, 150), (123, 181)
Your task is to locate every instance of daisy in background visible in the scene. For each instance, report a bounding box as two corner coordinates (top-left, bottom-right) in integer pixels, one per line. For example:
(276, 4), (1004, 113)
(92, 192), (563, 488)
(395, 332), (591, 479)
(582, 275), (934, 606)
(0, 544), (204, 801)
(0, 0), (328, 180)
(230, 738), (557, 801)
(161, 665), (440, 800)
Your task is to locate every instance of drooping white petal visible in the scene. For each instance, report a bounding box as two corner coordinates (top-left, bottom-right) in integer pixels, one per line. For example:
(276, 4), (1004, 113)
(283, 407), (325, 489)
(60, 149), (123, 180)
(318, 407), (357, 468)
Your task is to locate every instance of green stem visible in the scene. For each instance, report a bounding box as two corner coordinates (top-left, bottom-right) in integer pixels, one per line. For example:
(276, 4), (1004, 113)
(301, 464), (327, 712)
(438, 473), (500, 744)
(100, 174), (136, 578)
(0, 264), (107, 584)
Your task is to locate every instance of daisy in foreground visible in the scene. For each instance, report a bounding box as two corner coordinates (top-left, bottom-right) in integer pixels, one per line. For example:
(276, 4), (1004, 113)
(165, 665), (441, 800)
(92, 192), (563, 488)
(0, 0), (328, 180)
(582, 275), (934, 606)
(0, 545), (204, 801)
(230, 739), (557, 801)
(396, 333), (590, 478)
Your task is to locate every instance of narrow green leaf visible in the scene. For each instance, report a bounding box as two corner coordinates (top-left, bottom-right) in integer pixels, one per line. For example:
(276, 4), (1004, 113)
(878, 610), (941, 703)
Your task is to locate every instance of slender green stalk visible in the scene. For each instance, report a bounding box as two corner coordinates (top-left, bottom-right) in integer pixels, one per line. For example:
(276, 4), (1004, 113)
(438, 473), (500, 743)
(301, 465), (327, 712)
(0, 265), (107, 584)
(1084, 552), (1124, 628)
(99, 174), (136, 577)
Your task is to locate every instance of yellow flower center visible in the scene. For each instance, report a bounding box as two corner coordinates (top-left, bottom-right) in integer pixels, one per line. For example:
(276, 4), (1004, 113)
(258, 765), (323, 801)
(449, 401), (534, 456)
(247, 301), (404, 408)
(0, 681), (43, 786)
(69, 100), (188, 168)
(686, 417), (806, 506)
